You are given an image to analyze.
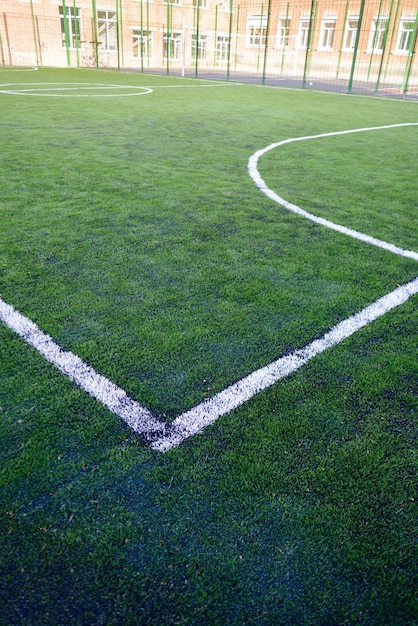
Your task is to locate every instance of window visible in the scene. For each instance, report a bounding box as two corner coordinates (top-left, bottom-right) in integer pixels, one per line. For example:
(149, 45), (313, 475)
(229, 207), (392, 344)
(192, 34), (208, 59)
(277, 17), (291, 48)
(219, 0), (232, 12)
(343, 17), (358, 50)
(133, 30), (152, 58)
(98, 11), (117, 51)
(59, 6), (81, 49)
(319, 18), (336, 50)
(163, 32), (182, 59)
(395, 17), (418, 53)
(216, 35), (229, 60)
(166, 0), (182, 5)
(368, 17), (389, 52)
(247, 16), (267, 47)
(193, 0), (208, 7)
(298, 18), (310, 48)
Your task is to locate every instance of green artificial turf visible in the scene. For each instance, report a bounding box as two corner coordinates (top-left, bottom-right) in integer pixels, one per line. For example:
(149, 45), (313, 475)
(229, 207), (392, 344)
(0, 68), (417, 625)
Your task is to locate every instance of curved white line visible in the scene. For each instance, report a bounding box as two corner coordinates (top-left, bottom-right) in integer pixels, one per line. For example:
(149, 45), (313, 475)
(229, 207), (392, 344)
(248, 123), (418, 262)
(1, 122), (417, 451)
(0, 83), (153, 97)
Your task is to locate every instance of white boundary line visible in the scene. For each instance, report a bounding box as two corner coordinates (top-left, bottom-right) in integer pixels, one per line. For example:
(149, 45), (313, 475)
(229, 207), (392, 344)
(0, 81), (237, 97)
(0, 82), (153, 97)
(154, 277), (418, 451)
(248, 123), (418, 263)
(1, 123), (417, 451)
(1, 277), (417, 452)
(0, 66), (38, 72)
(147, 83), (238, 88)
(0, 298), (166, 438)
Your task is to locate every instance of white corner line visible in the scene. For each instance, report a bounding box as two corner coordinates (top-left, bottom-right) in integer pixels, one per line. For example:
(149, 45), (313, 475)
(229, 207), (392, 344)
(1, 123), (417, 451)
(1, 277), (417, 452)
(150, 277), (418, 451)
(0, 298), (166, 440)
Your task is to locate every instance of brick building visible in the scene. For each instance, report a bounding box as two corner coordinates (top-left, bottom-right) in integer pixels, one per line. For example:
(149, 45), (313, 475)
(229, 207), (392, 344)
(1, 0), (417, 90)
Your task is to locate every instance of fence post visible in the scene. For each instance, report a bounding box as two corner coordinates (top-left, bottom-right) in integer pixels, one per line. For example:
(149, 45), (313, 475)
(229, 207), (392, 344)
(1, 13), (11, 65)
(383, 0), (401, 80)
(234, 4), (240, 70)
(194, 0), (201, 78)
(166, 1), (171, 75)
(375, 0), (394, 92)
(73, 0), (80, 66)
(347, 0), (366, 93)
(302, 0), (316, 88)
(91, 0), (99, 68)
(115, 0), (121, 70)
(226, 0), (234, 80)
(367, 0), (384, 80)
(116, 0), (124, 70)
(0, 22), (4, 66)
(61, 0), (71, 66)
(139, 0), (144, 72)
(261, 0), (272, 84)
(336, 0), (350, 78)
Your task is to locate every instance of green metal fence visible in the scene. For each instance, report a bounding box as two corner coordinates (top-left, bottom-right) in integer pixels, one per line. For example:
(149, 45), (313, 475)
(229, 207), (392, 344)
(1, 0), (418, 96)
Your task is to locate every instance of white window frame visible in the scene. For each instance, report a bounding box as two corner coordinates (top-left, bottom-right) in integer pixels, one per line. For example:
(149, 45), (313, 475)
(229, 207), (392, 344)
(163, 31), (182, 59)
(192, 34), (208, 59)
(59, 5), (81, 49)
(216, 34), (229, 60)
(277, 16), (291, 48)
(133, 30), (152, 59)
(297, 17), (310, 49)
(219, 0), (232, 12)
(395, 16), (418, 53)
(318, 17), (336, 50)
(246, 16), (268, 48)
(97, 10), (117, 51)
(367, 17), (389, 53)
(342, 16), (359, 51)
(193, 0), (209, 8)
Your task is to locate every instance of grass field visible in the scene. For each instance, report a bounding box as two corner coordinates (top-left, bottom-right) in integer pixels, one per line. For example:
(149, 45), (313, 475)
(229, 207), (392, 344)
(1, 67), (417, 624)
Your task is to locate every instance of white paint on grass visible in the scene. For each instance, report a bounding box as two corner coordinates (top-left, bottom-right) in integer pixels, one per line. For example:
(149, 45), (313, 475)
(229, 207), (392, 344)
(0, 66), (39, 72)
(1, 276), (417, 451)
(0, 81), (236, 97)
(1, 123), (417, 450)
(152, 276), (418, 451)
(0, 298), (165, 439)
(0, 83), (153, 97)
(150, 83), (239, 89)
(248, 123), (418, 262)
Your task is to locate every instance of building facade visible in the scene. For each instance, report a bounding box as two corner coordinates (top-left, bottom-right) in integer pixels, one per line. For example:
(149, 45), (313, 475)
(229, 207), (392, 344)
(1, 0), (418, 92)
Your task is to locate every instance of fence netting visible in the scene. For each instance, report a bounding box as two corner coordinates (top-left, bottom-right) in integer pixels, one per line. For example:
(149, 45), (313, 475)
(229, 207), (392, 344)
(2, 0), (418, 96)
